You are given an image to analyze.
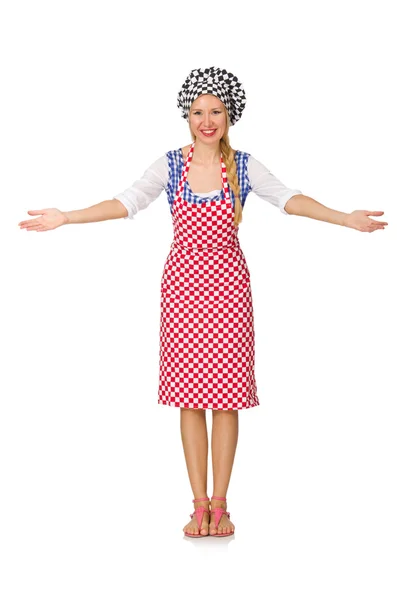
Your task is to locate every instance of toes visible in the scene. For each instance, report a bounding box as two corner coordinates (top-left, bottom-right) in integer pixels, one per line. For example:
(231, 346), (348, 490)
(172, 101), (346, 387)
(185, 522), (210, 536)
(208, 517), (235, 535)
(209, 514), (235, 535)
(200, 517), (209, 535)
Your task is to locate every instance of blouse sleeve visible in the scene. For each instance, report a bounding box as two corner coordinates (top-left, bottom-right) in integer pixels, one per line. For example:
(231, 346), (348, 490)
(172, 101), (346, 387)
(113, 154), (168, 220)
(248, 155), (303, 215)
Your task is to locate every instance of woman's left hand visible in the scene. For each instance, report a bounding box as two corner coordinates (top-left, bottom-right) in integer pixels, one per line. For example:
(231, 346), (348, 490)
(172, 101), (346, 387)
(344, 210), (388, 232)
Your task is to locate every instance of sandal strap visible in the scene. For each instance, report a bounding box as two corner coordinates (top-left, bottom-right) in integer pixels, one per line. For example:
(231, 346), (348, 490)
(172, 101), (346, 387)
(190, 506), (209, 530)
(210, 507), (230, 529)
(211, 495), (226, 501)
(192, 497), (210, 503)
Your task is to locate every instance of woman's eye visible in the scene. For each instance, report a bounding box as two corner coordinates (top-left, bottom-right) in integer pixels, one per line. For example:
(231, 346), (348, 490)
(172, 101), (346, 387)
(193, 110), (221, 115)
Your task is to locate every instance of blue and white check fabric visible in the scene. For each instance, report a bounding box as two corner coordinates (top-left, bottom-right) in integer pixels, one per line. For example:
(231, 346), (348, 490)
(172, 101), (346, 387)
(165, 148), (252, 215)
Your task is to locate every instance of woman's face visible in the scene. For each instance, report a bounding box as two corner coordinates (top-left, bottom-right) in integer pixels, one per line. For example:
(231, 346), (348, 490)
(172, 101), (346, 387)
(189, 94), (227, 144)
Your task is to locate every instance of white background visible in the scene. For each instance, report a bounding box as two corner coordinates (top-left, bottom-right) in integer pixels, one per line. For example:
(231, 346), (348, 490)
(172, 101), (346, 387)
(1, 0), (396, 598)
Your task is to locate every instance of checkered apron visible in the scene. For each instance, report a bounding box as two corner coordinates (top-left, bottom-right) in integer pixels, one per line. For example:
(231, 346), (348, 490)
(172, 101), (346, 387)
(158, 141), (259, 410)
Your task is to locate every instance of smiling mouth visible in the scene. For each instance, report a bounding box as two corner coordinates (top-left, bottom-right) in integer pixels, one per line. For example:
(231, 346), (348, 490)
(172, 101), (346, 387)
(201, 129), (217, 136)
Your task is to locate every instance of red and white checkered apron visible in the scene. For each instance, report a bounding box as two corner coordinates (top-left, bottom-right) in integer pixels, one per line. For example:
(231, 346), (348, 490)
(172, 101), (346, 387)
(158, 142), (259, 410)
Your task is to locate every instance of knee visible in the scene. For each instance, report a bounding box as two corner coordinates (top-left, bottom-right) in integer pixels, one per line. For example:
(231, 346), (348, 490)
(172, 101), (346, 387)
(212, 409), (238, 418)
(181, 407), (206, 417)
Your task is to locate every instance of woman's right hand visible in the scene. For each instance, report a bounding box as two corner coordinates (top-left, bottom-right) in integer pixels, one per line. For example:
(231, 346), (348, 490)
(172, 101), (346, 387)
(18, 208), (69, 232)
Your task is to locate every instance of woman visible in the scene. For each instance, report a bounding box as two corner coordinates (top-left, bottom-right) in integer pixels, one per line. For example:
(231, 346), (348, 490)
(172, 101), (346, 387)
(18, 66), (388, 539)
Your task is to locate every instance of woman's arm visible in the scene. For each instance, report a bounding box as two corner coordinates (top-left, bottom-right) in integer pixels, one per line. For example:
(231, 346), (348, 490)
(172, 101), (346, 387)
(64, 199), (127, 224)
(247, 155), (303, 214)
(63, 200), (128, 225)
(18, 200), (127, 232)
(285, 194), (388, 232)
(284, 194), (347, 225)
(18, 154), (168, 231)
(64, 154), (168, 224)
(113, 155), (168, 220)
(248, 155), (387, 232)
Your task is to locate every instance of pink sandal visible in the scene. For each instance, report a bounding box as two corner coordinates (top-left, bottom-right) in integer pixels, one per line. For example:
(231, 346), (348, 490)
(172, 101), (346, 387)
(184, 497), (210, 538)
(210, 496), (235, 537)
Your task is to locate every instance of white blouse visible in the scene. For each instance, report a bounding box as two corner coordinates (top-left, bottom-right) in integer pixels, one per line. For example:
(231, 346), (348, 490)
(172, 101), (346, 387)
(113, 153), (302, 220)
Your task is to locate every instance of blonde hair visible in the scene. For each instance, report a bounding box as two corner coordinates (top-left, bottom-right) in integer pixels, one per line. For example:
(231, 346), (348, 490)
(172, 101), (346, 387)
(188, 108), (243, 228)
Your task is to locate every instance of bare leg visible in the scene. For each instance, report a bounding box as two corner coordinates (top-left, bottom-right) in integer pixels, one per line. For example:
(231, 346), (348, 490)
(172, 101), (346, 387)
(180, 408), (210, 535)
(210, 409), (238, 535)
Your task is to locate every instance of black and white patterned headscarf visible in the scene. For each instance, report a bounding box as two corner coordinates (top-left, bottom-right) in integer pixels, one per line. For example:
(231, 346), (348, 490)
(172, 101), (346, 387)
(177, 66), (247, 126)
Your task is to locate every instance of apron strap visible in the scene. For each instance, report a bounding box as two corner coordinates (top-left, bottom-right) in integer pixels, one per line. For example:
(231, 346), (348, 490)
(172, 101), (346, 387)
(177, 141), (231, 202)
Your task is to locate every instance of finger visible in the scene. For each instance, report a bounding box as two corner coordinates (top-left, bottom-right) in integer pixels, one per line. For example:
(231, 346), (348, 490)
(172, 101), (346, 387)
(25, 224), (44, 231)
(19, 219), (42, 227)
(365, 211), (384, 216)
(27, 210), (46, 215)
(368, 218), (388, 225)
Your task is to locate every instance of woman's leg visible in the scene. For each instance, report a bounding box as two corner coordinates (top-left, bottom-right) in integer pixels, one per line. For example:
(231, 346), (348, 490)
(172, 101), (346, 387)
(180, 407), (210, 535)
(210, 409), (238, 535)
